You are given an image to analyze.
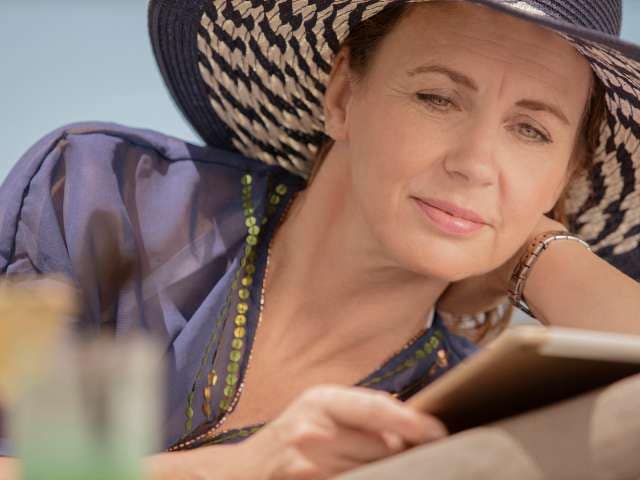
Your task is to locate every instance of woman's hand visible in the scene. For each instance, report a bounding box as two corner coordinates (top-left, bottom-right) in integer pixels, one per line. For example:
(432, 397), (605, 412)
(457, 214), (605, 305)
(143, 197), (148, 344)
(437, 215), (568, 316)
(236, 384), (447, 480)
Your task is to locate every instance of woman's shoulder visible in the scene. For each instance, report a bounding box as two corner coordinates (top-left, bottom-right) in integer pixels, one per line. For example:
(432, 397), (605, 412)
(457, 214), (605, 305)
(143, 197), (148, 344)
(3, 121), (273, 184)
(0, 121), (302, 275)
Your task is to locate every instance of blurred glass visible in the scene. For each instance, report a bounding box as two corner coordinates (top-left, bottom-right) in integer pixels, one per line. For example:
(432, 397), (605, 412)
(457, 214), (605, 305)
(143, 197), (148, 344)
(11, 334), (163, 480)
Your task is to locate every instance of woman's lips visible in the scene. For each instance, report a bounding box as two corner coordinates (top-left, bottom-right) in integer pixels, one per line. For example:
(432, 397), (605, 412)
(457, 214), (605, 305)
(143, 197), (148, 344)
(414, 198), (486, 236)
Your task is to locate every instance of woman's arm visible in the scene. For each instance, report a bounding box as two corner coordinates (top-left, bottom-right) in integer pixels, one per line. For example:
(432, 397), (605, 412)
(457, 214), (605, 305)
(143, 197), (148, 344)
(0, 449), (242, 480)
(143, 447), (246, 480)
(518, 238), (640, 333)
(438, 215), (640, 334)
(0, 458), (18, 480)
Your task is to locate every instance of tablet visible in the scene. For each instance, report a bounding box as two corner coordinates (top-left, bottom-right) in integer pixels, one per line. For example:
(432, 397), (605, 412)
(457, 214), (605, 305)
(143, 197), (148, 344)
(406, 325), (640, 433)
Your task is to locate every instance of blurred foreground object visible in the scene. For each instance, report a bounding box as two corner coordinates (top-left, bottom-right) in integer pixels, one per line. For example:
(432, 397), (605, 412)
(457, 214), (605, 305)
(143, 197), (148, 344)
(0, 278), (77, 406)
(11, 334), (163, 480)
(0, 278), (163, 479)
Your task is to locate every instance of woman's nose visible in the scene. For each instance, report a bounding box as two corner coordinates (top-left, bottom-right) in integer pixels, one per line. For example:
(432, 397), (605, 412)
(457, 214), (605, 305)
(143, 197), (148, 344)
(442, 122), (499, 187)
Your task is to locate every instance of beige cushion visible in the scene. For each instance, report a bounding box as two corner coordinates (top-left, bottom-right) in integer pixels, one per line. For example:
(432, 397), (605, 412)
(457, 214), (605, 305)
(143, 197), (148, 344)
(339, 374), (640, 480)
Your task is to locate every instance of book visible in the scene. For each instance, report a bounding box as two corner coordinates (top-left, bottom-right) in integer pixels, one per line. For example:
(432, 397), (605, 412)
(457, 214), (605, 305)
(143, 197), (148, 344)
(407, 325), (640, 433)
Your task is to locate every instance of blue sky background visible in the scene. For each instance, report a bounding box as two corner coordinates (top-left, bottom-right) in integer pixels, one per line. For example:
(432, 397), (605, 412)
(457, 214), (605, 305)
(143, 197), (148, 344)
(1, 1), (640, 181)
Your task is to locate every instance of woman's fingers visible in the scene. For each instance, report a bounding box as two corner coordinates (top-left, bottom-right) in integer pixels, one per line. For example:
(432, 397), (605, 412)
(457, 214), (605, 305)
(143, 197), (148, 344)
(303, 385), (447, 446)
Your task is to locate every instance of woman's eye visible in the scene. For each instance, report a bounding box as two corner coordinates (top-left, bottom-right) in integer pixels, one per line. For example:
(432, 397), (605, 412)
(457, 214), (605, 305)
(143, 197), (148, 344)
(516, 123), (551, 143)
(417, 93), (456, 111)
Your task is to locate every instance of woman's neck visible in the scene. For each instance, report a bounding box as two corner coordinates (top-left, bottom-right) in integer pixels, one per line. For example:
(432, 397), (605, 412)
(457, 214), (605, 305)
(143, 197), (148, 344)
(264, 145), (450, 348)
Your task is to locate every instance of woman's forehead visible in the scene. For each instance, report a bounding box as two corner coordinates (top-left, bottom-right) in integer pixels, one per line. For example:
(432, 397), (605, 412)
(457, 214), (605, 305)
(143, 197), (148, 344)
(376, 1), (591, 96)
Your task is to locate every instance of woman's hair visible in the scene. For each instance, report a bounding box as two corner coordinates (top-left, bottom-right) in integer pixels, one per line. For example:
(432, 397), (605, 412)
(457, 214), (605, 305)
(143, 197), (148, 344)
(309, 3), (607, 341)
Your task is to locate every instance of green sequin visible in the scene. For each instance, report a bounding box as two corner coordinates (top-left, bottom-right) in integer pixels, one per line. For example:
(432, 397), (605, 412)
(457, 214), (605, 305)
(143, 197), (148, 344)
(235, 314), (247, 326)
(269, 194), (281, 205)
(234, 327), (246, 339)
(226, 374), (239, 386)
(276, 184), (288, 195)
(248, 225), (260, 236)
(246, 235), (258, 246)
(241, 276), (253, 287)
(238, 288), (250, 300)
(230, 350), (242, 362)
(237, 303), (249, 314)
(224, 385), (236, 397)
(245, 216), (257, 227)
(231, 338), (244, 350)
(227, 362), (240, 373)
(241, 174), (253, 186)
(185, 406), (194, 419)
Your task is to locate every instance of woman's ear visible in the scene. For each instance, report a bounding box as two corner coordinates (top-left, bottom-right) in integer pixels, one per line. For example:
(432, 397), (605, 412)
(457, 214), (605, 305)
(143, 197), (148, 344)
(323, 49), (355, 141)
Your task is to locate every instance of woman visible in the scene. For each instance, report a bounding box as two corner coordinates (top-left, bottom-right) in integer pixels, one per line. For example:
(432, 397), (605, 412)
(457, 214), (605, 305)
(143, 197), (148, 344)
(1, 0), (640, 478)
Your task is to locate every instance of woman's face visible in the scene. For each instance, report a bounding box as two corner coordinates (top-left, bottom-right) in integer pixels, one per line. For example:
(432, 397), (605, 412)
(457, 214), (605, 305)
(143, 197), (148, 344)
(329, 2), (593, 281)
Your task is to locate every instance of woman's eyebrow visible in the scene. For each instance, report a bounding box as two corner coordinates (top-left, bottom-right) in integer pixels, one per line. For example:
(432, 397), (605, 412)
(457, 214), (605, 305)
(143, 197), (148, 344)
(406, 63), (570, 125)
(406, 64), (479, 92)
(515, 99), (570, 125)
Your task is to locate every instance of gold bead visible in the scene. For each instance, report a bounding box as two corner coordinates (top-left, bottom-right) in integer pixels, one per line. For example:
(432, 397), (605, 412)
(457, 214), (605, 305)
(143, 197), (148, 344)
(437, 350), (449, 368)
(237, 303), (249, 314)
(202, 403), (212, 418)
(204, 386), (213, 402)
(185, 406), (194, 419)
(234, 327), (246, 339)
(276, 184), (288, 195)
(245, 264), (256, 274)
(235, 314), (247, 326)
(241, 174), (253, 186)
(241, 276), (253, 287)
(238, 288), (250, 300)
(208, 371), (218, 386)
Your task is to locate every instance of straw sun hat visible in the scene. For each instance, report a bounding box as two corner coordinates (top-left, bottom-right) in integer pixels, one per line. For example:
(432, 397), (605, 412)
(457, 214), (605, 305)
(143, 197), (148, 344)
(148, 0), (640, 284)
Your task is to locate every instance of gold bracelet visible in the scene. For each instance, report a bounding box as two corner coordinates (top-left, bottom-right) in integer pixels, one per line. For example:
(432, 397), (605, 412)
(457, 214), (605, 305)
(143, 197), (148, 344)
(508, 230), (592, 319)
